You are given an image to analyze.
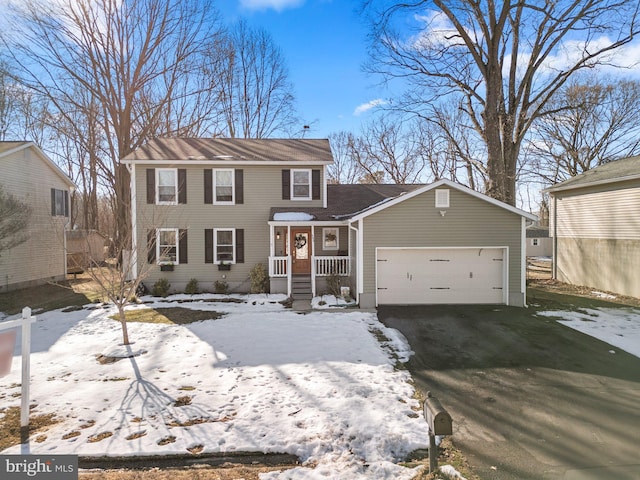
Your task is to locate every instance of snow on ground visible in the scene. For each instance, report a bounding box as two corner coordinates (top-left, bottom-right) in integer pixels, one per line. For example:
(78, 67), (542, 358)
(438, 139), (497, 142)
(537, 307), (640, 358)
(0, 295), (429, 479)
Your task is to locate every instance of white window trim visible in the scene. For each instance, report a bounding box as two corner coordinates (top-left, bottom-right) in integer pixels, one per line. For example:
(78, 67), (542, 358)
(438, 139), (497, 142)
(322, 227), (339, 251)
(291, 169), (312, 201)
(157, 228), (179, 265)
(52, 188), (66, 216)
(435, 189), (450, 208)
(213, 168), (235, 205)
(156, 168), (178, 205)
(214, 228), (236, 264)
(532, 238), (539, 246)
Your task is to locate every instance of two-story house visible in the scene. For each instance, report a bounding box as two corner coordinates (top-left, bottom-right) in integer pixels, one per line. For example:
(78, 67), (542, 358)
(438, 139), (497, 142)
(123, 138), (536, 307)
(0, 141), (75, 292)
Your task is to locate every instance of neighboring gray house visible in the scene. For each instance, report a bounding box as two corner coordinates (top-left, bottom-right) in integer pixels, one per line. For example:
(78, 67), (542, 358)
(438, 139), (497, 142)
(0, 142), (75, 292)
(546, 156), (640, 299)
(123, 138), (536, 307)
(526, 225), (552, 257)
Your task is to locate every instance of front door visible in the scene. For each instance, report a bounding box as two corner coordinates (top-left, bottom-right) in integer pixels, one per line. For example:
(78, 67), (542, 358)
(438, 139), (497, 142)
(291, 228), (311, 274)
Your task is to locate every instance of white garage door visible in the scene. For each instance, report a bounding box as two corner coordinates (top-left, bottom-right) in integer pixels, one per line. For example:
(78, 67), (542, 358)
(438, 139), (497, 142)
(376, 248), (506, 305)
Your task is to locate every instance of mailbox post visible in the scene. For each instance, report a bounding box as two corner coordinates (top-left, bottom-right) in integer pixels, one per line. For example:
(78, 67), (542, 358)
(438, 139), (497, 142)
(424, 391), (453, 473)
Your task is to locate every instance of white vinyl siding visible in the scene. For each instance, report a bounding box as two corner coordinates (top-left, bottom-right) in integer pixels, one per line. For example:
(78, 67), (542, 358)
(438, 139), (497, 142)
(554, 183), (640, 239)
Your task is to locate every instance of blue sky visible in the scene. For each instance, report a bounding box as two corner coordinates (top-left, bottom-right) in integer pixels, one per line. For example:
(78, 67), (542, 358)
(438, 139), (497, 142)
(219, 0), (391, 138)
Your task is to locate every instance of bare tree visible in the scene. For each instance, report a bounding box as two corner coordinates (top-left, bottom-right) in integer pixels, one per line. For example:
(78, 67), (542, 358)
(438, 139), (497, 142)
(349, 118), (426, 184)
(3, 0), (224, 245)
(327, 131), (365, 184)
(526, 76), (640, 184)
(216, 19), (298, 138)
(365, 0), (640, 205)
(0, 185), (31, 257)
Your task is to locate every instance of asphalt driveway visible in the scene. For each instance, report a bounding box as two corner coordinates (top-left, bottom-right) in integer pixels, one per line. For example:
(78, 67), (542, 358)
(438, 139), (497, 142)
(378, 300), (640, 480)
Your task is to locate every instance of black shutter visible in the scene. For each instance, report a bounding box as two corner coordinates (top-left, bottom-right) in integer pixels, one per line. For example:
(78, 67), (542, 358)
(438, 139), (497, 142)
(312, 169), (320, 200)
(282, 169), (290, 200)
(235, 229), (244, 263)
(235, 169), (244, 204)
(147, 229), (156, 264)
(204, 169), (212, 204)
(146, 169), (155, 204)
(178, 229), (188, 264)
(204, 229), (214, 263)
(178, 169), (187, 204)
(50, 188), (56, 216)
(64, 191), (70, 217)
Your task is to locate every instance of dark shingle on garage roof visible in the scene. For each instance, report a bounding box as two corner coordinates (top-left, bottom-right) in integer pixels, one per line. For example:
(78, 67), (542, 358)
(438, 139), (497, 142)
(270, 184), (423, 221)
(122, 138), (334, 163)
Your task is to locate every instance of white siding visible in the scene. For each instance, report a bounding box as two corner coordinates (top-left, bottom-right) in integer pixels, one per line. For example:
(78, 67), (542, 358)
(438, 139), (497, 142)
(0, 146), (72, 290)
(554, 182), (640, 239)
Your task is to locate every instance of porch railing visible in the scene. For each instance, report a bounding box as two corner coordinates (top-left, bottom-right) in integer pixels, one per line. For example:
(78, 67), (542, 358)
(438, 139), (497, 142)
(315, 256), (351, 276)
(269, 256), (289, 277)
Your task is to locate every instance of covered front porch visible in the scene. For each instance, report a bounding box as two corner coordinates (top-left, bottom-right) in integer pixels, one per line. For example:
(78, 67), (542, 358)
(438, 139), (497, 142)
(268, 221), (354, 299)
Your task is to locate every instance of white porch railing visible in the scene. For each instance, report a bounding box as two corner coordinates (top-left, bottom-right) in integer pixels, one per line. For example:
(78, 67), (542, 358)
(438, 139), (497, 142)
(269, 256), (289, 277)
(315, 256), (351, 276)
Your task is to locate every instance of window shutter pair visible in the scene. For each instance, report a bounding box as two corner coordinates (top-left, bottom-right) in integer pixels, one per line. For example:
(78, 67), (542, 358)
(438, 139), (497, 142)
(204, 169), (243, 204)
(204, 229), (244, 264)
(146, 169), (186, 204)
(147, 229), (188, 264)
(281, 169), (320, 200)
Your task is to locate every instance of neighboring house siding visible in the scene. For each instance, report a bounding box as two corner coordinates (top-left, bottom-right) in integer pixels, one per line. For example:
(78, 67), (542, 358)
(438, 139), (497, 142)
(360, 187), (524, 306)
(136, 164), (325, 292)
(551, 179), (640, 298)
(0, 147), (70, 291)
(556, 238), (640, 298)
(554, 180), (640, 239)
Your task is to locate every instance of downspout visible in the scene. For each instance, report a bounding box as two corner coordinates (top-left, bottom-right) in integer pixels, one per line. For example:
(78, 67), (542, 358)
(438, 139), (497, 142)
(348, 221), (361, 305)
(64, 185), (76, 277)
(552, 194), (557, 280)
(127, 163), (138, 280)
(521, 217), (527, 307)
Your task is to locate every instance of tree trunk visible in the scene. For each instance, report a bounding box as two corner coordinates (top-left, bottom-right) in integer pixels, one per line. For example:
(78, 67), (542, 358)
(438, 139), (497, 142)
(118, 307), (130, 346)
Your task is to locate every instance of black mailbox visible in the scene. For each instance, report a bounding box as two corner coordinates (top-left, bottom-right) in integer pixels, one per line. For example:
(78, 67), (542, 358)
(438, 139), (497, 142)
(424, 392), (453, 436)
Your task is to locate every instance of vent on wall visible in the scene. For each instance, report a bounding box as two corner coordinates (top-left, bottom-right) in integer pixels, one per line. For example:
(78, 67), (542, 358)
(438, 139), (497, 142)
(435, 189), (450, 208)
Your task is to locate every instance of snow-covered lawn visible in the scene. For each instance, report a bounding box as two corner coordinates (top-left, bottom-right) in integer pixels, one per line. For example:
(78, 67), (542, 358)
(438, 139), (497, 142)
(0, 294), (429, 479)
(537, 307), (640, 359)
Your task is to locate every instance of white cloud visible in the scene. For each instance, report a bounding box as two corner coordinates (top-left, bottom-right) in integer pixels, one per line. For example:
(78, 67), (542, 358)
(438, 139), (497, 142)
(353, 98), (388, 116)
(240, 0), (304, 12)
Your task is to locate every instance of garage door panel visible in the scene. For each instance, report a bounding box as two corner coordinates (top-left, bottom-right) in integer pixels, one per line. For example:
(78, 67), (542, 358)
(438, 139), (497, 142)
(377, 248), (505, 305)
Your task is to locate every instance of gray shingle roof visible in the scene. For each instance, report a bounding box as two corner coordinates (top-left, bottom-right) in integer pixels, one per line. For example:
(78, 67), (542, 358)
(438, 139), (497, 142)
(526, 225), (549, 238)
(546, 155), (640, 192)
(270, 184), (423, 221)
(122, 138), (334, 163)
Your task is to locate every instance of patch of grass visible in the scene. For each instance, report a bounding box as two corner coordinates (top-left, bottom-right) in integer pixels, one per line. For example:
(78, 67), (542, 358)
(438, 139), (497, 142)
(0, 406), (59, 451)
(157, 435), (176, 446)
(87, 431), (113, 443)
(62, 431), (81, 440)
(405, 437), (480, 480)
(187, 444), (204, 455)
(0, 281), (95, 315)
(173, 395), (192, 407)
(125, 431), (147, 440)
(178, 386), (196, 391)
(109, 307), (223, 325)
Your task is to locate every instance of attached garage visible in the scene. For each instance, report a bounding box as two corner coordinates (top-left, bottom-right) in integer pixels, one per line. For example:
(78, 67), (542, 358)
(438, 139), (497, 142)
(349, 179), (537, 308)
(376, 247), (507, 305)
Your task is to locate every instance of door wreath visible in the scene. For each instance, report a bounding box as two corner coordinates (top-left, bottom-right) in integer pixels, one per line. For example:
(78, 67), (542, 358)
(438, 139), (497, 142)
(295, 234), (307, 249)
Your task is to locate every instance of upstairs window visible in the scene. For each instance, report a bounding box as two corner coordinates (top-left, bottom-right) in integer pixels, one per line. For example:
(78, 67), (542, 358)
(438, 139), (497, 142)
(214, 169), (234, 204)
(156, 169), (178, 204)
(51, 188), (69, 217)
(435, 189), (450, 208)
(292, 169), (311, 200)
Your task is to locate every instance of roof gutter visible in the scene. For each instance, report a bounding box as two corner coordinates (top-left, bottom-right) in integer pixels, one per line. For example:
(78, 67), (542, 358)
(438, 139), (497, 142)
(543, 173), (640, 194)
